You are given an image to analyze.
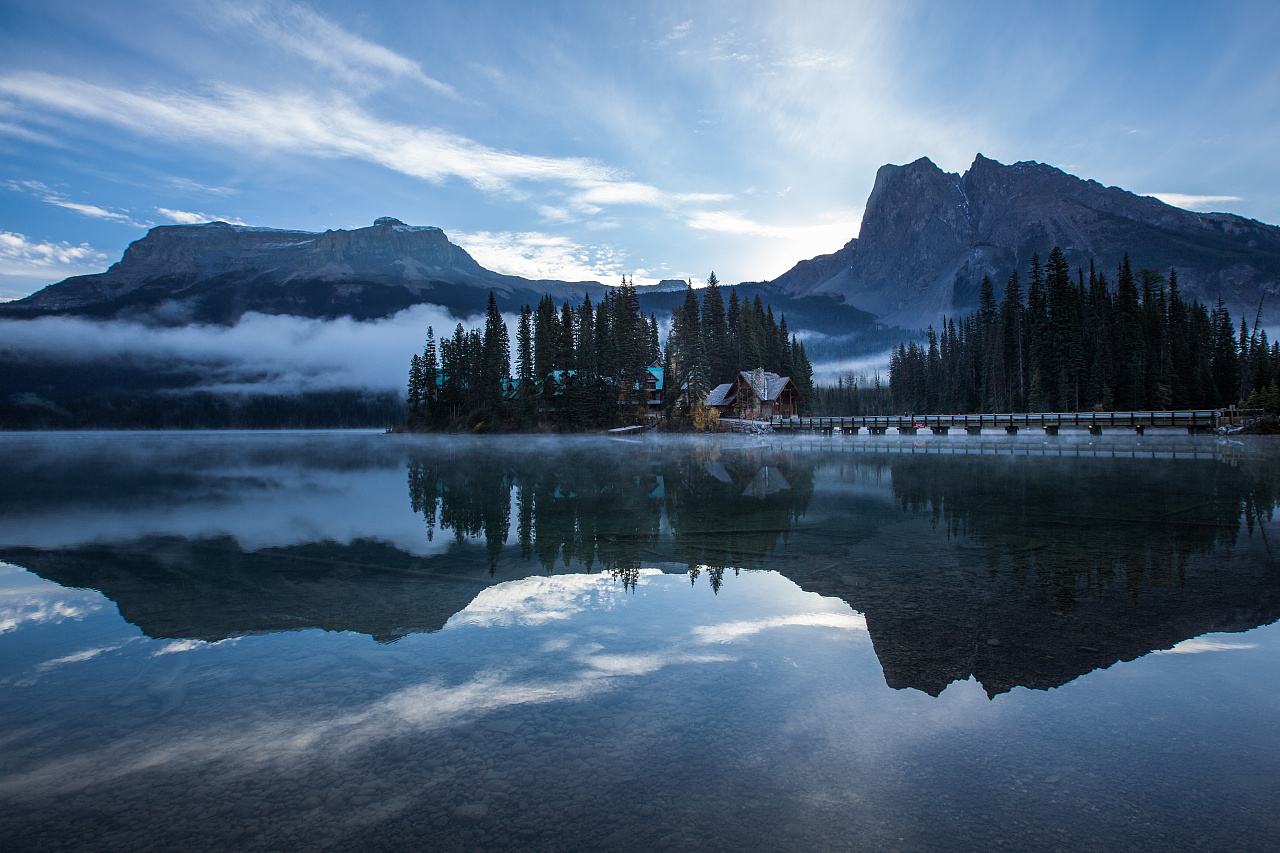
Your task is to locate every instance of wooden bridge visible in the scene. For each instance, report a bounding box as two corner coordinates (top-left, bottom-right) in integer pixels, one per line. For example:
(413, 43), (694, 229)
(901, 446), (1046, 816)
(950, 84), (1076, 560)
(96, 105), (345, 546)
(720, 409), (1234, 436)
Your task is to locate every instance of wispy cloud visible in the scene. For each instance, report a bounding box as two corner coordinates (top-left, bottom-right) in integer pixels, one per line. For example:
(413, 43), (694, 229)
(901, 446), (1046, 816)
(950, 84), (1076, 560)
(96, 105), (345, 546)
(36, 644), (124, 671)
(453, 230), (654, 284)
(156, 207), (246, 226)
(0, 72), (723, 215)
(1154, 636), (1258, 655)
(5, 178), (149, 227)
(0, 121), (57, 145)
(686, 209), (858, 240)
(217, 1), (458, 99)
(1145, 192), (1244, 211)
(165, 176), (238, 197)
(692, 612), (868, 644)
(658, 19), (693, 45)
(152, 638), (239, 657)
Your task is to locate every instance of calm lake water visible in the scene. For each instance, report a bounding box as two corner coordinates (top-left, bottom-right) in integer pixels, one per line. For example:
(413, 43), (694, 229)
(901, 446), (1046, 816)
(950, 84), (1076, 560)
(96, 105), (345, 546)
(2, 431), (1278, 851)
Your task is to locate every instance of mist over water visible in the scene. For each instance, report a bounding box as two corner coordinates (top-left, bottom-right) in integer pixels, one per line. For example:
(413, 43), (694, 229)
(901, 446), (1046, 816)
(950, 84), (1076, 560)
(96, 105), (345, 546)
(1, 432), (1279, 851)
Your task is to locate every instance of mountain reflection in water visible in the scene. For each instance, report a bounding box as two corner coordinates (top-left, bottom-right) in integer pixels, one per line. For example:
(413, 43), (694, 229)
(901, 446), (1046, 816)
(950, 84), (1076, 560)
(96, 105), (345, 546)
(1, 433), (1276, 698)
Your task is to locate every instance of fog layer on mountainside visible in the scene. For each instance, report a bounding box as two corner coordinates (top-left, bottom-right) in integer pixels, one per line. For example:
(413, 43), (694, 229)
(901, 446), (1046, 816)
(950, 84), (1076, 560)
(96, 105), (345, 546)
(0, 304), (476, 396)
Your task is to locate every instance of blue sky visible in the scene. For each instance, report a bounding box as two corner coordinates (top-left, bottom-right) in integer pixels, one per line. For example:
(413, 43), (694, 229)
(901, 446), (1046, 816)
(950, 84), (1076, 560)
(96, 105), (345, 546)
(1, 0), (1278, 300)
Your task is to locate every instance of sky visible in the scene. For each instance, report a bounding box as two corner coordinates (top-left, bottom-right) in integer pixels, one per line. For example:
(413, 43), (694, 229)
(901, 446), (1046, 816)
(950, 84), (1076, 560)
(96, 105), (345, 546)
(1, 0), (1278, 301)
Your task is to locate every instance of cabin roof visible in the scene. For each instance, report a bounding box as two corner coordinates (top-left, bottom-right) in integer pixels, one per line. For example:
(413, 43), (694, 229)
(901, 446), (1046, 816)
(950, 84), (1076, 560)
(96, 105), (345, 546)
(706, 382), (735, 407)
(738, 370), (794, 402)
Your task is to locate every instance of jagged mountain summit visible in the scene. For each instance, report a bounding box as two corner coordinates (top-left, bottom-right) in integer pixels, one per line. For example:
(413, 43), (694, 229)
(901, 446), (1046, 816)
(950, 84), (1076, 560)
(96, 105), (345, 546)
(4, 216), (605, 322)
(770, 154), (1280, 326)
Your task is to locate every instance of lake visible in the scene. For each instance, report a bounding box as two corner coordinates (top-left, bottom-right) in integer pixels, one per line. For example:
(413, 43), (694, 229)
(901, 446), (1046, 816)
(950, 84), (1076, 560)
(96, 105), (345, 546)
(1, 431), (1278, 851)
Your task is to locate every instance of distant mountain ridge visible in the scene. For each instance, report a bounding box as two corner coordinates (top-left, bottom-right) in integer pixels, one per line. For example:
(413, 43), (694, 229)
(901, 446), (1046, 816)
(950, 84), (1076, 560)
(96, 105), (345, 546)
(0, 215), (890, 349)
(3, 216), (606, 322)
(769, 154), (1280, 326)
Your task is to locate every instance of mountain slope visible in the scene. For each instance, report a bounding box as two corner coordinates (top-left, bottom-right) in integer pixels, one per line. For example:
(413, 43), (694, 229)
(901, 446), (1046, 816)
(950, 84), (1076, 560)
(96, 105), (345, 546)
(0, 215), (890, 343)
(2, 217), (607, 323)
(773, 154), (1280, 326)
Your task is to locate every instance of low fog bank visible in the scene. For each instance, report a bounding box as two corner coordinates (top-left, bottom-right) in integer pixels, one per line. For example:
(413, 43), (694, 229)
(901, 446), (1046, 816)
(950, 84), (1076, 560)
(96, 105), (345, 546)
(812, 349), (894, 384)
(0, 305), (493, 427)
(0, 304), (480, 396)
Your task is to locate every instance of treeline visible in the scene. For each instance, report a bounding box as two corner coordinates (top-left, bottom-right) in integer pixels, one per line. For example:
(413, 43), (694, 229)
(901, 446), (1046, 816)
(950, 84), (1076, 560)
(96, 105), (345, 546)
(887, 247), (1272, 414)
(406, 283), (660, 430)
(404, 275), (816, 430)
(667, 273), (814, 405)
(808, 373), (893, 416)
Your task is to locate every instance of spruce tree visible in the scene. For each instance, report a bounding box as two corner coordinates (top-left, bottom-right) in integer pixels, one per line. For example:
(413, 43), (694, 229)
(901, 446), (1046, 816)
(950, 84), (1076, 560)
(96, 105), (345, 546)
(726, 288), (743, 369)
(407, 353), (423, 421)
(700, 272), (730, 382)
(999, 271), (1025, 410)
(516, 306), (534, 409)
(422, 326), (438, 414)
(481, 292), (510, 411)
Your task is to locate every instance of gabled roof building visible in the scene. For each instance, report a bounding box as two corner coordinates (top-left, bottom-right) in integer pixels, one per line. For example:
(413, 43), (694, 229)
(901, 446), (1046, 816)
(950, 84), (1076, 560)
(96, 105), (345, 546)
(706, 368), (801, 419)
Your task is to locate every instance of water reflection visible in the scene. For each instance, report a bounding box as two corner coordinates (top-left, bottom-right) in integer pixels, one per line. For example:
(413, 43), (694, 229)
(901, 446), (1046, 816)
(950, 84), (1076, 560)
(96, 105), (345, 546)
(1, 433), (1279, 851)
(0, 433), (1275, 698)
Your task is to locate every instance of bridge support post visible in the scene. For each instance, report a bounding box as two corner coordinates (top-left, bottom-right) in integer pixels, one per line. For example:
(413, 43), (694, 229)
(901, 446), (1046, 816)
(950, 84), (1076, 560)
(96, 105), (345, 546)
(899, 427), (917, 436)
(931, 426), (949, 435)
(1043, 425), (1059, 436)
(1134, 425), (1145, 435)
(1089, 425), (1102, 436)
(845, 426), (861, 436)
(1005, 426), (1019, 435)
(869, 427), (886, 435)
(965, 426), (982, 436)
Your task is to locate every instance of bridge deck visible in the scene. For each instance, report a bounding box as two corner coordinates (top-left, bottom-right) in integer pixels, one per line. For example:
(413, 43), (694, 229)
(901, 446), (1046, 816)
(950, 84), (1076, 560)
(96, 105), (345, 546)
(735, 410), (1230, 434)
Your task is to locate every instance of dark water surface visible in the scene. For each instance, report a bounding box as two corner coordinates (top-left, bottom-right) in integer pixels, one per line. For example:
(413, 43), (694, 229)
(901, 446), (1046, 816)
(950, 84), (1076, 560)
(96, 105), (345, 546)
(1, 431), (1278, 851)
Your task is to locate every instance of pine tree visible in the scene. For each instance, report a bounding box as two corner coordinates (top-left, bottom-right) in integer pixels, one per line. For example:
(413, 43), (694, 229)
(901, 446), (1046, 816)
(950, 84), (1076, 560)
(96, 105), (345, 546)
(999, 271), (1025, 410)
(1210, 298), (1239, 407)
(516, 305), (534, 409)
(671, 284), (709, 411)
(577, 295), (597, 378)
(422, 326), (438, 416)
(1113, 254), (1141, 409)
(726, 288), (743, 369)
(480, 292), (510, 410)
(407, 353), (423, 420)
(1026, 254), (1052, 410)
(558, 301), (576, 370)
(701, 272), (730, 382)
(646, 314), (661, 365)
(534, 295), (558, 389)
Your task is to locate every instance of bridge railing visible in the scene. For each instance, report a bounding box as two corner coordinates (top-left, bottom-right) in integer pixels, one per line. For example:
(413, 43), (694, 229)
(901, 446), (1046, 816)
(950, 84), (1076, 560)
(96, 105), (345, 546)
(768, 410), (1230, 431)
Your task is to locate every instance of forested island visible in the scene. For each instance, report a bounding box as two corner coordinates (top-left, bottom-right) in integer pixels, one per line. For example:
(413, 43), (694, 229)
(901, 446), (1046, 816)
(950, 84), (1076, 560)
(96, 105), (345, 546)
(403, 276), (815, 431)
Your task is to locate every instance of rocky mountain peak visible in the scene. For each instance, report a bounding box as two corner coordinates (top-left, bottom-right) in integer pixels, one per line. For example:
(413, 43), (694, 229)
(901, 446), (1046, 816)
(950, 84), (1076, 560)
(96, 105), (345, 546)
(770, 153), (1280, 326)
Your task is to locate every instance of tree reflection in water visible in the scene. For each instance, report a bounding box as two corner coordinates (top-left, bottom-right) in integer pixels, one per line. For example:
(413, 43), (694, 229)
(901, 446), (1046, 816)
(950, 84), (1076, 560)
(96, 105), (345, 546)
(406, 443), (816, 589)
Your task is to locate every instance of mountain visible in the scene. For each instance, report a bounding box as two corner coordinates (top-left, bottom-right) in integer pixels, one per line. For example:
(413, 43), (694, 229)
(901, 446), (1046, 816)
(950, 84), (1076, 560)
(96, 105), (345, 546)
(0, 217), (883, 339)
(1, 216), (605, 323)
(771, 154), (1280, 326)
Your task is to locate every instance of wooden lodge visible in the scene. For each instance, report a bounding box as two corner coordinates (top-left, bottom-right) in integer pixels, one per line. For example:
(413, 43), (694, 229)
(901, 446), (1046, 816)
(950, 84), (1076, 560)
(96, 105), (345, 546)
(706, 369), (801, 419)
